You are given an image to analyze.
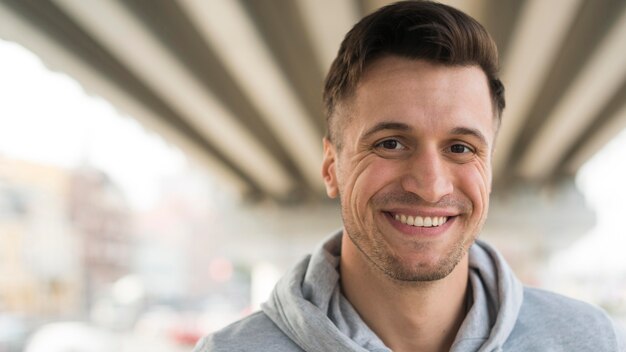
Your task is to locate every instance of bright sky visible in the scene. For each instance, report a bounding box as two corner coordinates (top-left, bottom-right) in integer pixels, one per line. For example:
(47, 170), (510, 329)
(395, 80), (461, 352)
(0, 39), (186, 210)
(0, 38), (625, 276)
(551, 127), (626, 276)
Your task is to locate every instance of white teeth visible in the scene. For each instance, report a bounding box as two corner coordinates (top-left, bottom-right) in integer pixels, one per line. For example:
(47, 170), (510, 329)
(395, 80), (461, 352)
(394, 214), (449, 228)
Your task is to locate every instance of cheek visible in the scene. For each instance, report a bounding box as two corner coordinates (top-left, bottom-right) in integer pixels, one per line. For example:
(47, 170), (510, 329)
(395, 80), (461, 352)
(456, 164), (491, 216)
(341, 158), (400, 214)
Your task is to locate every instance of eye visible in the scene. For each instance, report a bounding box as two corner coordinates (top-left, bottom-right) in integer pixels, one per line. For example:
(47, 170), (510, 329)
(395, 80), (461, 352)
(375, 139), (405, 150)
(449, 144), (472, 154)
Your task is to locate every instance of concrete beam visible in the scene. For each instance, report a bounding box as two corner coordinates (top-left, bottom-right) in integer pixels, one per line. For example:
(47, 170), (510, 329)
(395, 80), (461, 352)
(177, 0), (325, 193)
(296, 0), (360, 74)
(0, 1), (251, 197)
(361, 0), (486, 20)
(53, 0), (295, 199)
(565, 89), (626, 174)
(241, 0), (325, 135)
(495, 0), (583, 179)
(517, 6), (626, 180)
(440, 0), (487, 24)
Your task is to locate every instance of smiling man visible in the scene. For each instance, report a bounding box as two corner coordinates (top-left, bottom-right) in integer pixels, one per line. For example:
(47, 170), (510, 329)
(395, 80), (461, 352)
(194, 1), (625, 351)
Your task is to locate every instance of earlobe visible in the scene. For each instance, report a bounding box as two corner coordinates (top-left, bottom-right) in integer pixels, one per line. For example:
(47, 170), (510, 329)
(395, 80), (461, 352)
(321, 138), (339, 199)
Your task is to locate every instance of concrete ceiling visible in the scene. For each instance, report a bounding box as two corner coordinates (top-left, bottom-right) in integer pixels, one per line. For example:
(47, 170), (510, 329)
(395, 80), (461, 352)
(1, 0), (625, 203)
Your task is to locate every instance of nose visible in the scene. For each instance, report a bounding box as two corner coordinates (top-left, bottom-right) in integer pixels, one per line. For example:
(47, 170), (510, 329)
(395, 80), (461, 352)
(400, 149), (453, 203)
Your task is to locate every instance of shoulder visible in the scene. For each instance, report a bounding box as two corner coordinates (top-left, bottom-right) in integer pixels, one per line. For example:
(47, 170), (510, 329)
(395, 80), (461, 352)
(504, 287), (623, 351)
(522, 287), (605, 317)
(520, 287), (612, 324)
(192, 311), (303, 352)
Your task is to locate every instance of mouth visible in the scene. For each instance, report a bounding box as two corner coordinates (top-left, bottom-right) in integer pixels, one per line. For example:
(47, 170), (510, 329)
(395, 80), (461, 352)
(382, 211), (458, 235)
(391, 213), (450, 227)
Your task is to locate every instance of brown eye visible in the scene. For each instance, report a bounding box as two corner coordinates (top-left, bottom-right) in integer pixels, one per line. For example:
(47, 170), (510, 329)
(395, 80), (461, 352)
(450, 144), (471, 153)
(382, 140), (398, 149)
(376, 139), (405, 150)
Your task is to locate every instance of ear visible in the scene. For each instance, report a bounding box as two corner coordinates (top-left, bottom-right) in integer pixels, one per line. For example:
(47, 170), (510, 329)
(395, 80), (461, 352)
(321, 137), (339, 199)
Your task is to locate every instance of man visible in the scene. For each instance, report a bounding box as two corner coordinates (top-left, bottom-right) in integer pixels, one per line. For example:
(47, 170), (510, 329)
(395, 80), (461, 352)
(194, 1), (625, 351)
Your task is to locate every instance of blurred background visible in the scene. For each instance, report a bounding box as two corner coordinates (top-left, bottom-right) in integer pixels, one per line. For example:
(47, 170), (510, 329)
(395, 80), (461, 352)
(1, 0), (625, 350)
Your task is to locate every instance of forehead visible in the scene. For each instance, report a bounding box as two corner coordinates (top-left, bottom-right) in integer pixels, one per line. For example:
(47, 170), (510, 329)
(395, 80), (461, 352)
(346, 56), (495, 141)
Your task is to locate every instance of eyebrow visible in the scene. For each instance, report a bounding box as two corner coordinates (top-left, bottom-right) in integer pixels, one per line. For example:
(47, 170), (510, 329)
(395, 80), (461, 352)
(361, 122), (412, 139)
(449, 127), (489, 146)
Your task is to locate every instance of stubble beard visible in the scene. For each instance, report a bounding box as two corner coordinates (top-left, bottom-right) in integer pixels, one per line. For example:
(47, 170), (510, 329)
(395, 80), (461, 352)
(345, 220), (471, 282)
(341, 193), (480, 283)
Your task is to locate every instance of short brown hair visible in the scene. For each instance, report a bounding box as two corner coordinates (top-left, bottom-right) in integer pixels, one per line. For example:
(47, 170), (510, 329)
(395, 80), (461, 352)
(323, 0), (505, 145)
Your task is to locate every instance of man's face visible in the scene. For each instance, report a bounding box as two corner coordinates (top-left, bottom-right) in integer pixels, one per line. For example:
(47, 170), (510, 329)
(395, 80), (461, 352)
(322, 56), (496, 281)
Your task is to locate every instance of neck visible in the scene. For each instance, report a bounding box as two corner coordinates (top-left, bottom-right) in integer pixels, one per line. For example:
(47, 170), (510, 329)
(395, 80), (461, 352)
(340, 233), (469, 352)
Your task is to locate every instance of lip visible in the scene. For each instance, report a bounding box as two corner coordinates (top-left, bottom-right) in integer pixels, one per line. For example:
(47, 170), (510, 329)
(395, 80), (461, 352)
(384, 207), (458, 218)
(382, 211), (457, 237)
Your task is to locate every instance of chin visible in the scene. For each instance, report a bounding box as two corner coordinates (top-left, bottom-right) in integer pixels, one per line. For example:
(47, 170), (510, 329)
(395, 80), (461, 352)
(382, 244), (468, 282)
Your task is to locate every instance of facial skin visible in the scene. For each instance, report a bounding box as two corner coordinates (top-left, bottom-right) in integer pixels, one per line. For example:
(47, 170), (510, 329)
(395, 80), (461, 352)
(322, 56), (497, 282)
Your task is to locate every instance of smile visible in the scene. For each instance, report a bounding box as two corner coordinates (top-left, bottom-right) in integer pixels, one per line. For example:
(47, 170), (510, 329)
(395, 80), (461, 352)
(393, 214), (449, 227)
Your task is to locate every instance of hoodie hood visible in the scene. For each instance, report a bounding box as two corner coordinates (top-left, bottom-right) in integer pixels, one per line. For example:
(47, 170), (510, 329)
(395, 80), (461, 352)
(452, 238), (524, 351)
(262, 231), (524, 352)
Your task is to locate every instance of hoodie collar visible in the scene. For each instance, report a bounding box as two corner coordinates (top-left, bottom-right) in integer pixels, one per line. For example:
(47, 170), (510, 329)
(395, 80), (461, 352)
(263, 231), (386, 352)
(263, 232), (523, 352)
(451, 240), (524, 351)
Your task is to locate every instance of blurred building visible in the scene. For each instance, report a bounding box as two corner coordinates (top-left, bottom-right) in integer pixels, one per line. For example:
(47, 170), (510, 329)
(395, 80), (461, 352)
(66, 164), (133, 312)
(133, 168), (247, 304)
(0, 156), (81, 319)
(0, 157), (134, 321)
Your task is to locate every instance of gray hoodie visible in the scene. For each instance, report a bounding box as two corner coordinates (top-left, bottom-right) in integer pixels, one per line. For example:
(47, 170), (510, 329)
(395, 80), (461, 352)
(194, 232), (625, 351)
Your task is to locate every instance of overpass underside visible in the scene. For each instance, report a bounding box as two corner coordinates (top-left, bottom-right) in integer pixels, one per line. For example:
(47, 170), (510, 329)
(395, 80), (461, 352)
(0, 0), (620, 251)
